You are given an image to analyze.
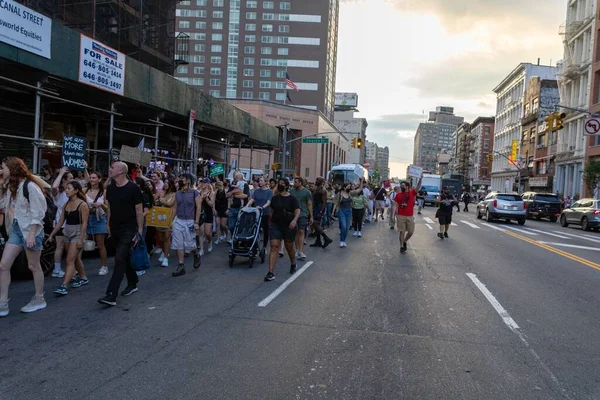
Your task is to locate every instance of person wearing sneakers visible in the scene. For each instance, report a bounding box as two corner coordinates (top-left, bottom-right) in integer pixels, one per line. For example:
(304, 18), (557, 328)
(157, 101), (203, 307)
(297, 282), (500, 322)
(213, 180), (228, 244)
(351, 187), (369, 238)
(50, 167), (73, 279)
(155, 178), (176, 267)
(84, 171), (109, 276)
(395, 175), (422, 254)
(98, 162), (144, 306)
(0, 157), (48, 316)
(436, 186), (457, 240)
(47, 181), (89, 295)
(265, 178), (299, 281)
(389, 186), (401, 230)
(170, 173), (201, 277)
(247, 176), (273, 251)
(334, 182), (353, 248)
(290, 177), (312, 261)
(198, 178), (215, 256)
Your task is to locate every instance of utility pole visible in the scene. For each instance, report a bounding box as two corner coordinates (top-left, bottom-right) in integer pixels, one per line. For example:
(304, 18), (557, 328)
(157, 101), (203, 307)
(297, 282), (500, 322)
(281, 123), (289, 178)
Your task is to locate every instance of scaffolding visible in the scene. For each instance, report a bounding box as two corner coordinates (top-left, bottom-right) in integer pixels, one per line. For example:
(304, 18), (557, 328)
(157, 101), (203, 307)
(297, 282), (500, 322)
(18, 0), (187, 74)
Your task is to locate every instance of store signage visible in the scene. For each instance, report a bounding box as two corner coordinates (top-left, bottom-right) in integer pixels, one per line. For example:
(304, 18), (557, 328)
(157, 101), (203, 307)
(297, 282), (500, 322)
(78, 34), (126, 95)
(529, 177), (548, 187)
(119, 145), (152, 167)
(510, 139), (518, 163)
(210, 163), (225, 177)
(0, 0), (51, 58)
(62, 135), (87, 171)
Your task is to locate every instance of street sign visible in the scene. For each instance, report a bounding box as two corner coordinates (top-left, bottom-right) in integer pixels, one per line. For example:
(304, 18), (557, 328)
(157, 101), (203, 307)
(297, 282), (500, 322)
(585, 118), (600, 135)
(302, 137), (329, 144)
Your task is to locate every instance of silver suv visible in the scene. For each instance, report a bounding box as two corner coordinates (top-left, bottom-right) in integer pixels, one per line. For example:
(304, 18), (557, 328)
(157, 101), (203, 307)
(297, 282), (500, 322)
(476, 192), (527, 225)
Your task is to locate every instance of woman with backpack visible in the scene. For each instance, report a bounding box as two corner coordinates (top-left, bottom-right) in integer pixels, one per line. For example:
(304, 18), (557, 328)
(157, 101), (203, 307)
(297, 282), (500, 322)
(0, 157), (49, 317)
(47, 181), (90, 295)
(84, 171), (109, 276)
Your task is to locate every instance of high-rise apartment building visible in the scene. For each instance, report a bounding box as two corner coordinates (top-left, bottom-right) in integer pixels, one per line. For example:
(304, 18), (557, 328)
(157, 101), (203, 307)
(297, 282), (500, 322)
(364, 141), (389, 181)
(491, 63), (557, 192)
(413, 106), (464, 172)
(469, 117), (495, 187)
(175, 0), (340, 119)
(334, 110), (368, 164)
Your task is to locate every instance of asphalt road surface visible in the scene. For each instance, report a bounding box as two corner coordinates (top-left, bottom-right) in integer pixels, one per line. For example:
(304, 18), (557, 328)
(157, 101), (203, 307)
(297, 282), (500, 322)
(1, 207), (600, 399)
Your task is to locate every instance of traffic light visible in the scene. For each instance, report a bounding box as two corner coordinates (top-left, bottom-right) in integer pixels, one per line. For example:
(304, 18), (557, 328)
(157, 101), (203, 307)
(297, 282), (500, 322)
(486, 154), (493, 163)
(544, 113), (555, 129)
(555, 112), (566, 130)
(351, 137), (357, 148)
(357, 138), (362, 149)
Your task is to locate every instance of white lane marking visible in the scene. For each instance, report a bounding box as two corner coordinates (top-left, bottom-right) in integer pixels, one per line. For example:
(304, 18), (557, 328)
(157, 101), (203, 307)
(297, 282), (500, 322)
(466, 273), (570, 398)
(582, 233), (600, 240)
(555, 231), (600, 243)
(450, 222), (458, 226)
(503, 226), (538, 235)
(258, 261), (314, 307)
(480, 223), (506, 232)
(423, 217), (435, 224)
(425, 224), (433, 230)
(522, 228), (570, 239)
(460, 220), (480, 229)
(537, 242), (600, 252)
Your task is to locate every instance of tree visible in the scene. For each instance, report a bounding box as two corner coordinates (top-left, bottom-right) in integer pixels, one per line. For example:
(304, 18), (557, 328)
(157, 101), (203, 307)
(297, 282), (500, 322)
(583, 160), (600, 195)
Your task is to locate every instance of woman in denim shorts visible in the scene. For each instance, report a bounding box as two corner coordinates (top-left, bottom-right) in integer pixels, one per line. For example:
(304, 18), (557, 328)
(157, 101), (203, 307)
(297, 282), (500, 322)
(0, 157), (48, 317)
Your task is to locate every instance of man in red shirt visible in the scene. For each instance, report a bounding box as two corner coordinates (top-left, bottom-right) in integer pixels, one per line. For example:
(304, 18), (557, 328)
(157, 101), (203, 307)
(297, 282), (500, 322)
(394, 175), (422, 254)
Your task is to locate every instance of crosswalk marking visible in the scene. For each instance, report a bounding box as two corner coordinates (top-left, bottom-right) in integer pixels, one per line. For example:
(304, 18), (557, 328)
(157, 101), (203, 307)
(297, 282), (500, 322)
(582, 234), (600, 240)
(425, 224), (433, 230)
(523, 228), (570, 239)
(556, 231), (600, 243)
(504, 226), (538, 235)
(480, 223), (506, 232)
(451, 222), (458, 226)
(423, 217), (435, 224)
(460, 220), (480, 229)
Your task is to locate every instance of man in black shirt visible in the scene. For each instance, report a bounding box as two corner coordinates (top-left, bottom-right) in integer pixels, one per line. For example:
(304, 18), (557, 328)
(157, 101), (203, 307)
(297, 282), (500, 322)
(265, 178), (300, 281)
(373, 185), (386, 221)
(436, 186), (456, 240)
(416, 188), (427, 214)
(98, 162), (144, 306)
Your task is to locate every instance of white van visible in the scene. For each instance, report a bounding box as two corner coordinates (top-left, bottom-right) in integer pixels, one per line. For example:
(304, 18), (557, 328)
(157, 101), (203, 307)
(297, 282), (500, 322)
(327, 164), (368, 185)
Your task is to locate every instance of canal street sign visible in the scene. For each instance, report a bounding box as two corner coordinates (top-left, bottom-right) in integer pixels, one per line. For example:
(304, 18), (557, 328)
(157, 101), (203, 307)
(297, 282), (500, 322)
(302, 137), (329, 144)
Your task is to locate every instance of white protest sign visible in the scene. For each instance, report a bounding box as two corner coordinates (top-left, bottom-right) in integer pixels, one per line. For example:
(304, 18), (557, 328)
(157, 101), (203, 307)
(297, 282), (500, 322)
(78, 34), (126, 95)
(0, 0), (52, 58)
(407, 165), (423, 178)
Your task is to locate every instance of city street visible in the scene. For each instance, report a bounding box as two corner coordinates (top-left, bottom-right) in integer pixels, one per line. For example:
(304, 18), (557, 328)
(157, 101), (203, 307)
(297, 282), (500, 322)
(2, 208), (600, 400)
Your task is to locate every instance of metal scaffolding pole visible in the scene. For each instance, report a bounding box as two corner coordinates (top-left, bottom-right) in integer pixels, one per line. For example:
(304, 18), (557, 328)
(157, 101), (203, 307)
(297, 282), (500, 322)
(249, 145), (254, 171)
(154, 117), (160, 162)
(108, 102), (115, 151)
(93, 117), (99, 170)
(33, 82), (42, 173)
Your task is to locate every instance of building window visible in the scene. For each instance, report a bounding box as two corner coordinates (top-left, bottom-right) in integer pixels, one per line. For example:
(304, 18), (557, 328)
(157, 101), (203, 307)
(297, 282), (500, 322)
(246, 0), (257, 7)
(177, 77), (189, 84)
(277, 36), (288, 44)
(279, 25), (289, 33)
(244, 57), (255, 65)
(210, 56), (221, 63)
(210, 78), (221, 86)
(213, 0), (224, 6)
(262, 24), (273, 32)
(194, 44), (205, 52)
(196, 0), (207, 5)
(243, 80), (254, 87)
(277, 48), (288, 55)
(179, 0), (190, 4)
(276, 70), (286, 78)
(262, 13), (275, 20)
(177, 9), (192, 17)
(210, 67), (221, 75)
(263, 1), (274, 9)
(259, 92), (270, 100)
(212, 33), (223, 41)
(194, 66), (205, 74)
(261, 47), (272, 54)
(212, 22), (223, 30)
(532, 98), (539, 112)
(244, 46), (255, 53)
(192, 78), (204, 86)
(280, 1), (290, 10)
(276, 92), (286, 101)
(261, 36), (274, 43)
(245, 35), (256, 42)
(242, 91), (254, 98)
(537, 133), (546, 146)
(177, 65), (188, 74)
(275, 81), (285, 89)
(211, 45), (222, 52)
(245, 23), (256, 31)
(260, 58), (273, 65)
(213, 11), (224, 18)
(246, 12), (257, 19)
(279, 13), (290, 21)
(260, 70), (271, 77)
(209, 90), (221, 97)
(191, 55), (206, 63)
(259, 81), (271, 88)
(194, 32), (206, 40)
(179, 21), (190, 29)
(243, 68), (254, 76)
(196, 10), (207, 17)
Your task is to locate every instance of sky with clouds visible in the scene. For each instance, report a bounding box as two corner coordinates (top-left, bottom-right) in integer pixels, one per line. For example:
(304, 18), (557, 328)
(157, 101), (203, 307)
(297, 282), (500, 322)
(335, 0), (566, 178)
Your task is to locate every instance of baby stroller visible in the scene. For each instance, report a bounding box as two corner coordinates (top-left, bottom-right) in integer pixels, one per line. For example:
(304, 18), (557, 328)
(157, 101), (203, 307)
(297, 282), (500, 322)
(228, 206), (266, 268)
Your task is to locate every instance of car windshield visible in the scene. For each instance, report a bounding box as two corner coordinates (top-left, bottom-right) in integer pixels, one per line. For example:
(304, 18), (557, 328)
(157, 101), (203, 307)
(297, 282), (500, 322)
(421, 185), (439, 193)
(535, 195), (559, 202)
(496, 194), (521, 201)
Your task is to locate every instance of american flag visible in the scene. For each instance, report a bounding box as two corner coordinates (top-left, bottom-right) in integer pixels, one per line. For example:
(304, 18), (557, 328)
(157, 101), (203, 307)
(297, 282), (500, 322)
(286, 72), (299, 91)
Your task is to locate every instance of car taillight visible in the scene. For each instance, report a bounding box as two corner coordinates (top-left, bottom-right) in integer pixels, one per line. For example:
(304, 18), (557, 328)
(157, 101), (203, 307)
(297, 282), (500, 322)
(523, 202), (527, 209)
(593, 210), (600, 215)
(493, 199), (497, 207)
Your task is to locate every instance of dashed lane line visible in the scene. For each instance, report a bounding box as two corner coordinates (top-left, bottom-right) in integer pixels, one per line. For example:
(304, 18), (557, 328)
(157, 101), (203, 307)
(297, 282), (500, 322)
(425, 224), (433, 230)
(258, 261), (314, 307)
(460, 220), (480, 229)
(555, 231), (600, 244)
(423, 217), (435, 224)
(537, 242), (600, 252)
(522, 228), (570, 239)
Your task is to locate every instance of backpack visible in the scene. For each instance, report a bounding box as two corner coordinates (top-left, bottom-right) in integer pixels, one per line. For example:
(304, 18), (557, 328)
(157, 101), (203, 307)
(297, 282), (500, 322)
(23, 180), (57, 233)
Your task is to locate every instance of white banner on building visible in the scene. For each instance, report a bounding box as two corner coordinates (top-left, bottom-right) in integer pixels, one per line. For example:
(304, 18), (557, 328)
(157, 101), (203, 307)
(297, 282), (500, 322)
(78, 34), (126, 96)
(0, 0), (51, 58)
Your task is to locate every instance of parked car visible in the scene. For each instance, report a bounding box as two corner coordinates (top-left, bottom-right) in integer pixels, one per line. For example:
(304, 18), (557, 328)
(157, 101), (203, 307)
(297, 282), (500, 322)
(476, 192), (527, 225)
(521, 192), (561, 222)
(559, 198), (600, 231)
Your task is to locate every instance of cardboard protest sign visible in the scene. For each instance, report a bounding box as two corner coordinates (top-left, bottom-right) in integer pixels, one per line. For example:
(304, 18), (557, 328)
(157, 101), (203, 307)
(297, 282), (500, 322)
(62, 135), (87, 171)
